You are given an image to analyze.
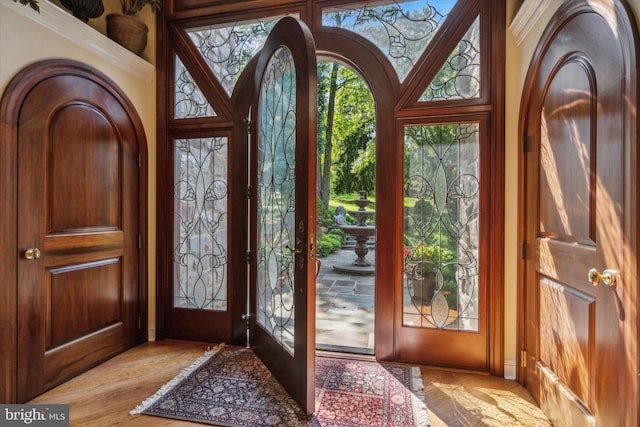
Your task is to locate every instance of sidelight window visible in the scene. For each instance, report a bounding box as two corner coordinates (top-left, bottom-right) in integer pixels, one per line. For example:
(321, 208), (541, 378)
(403, 123), (480, 331)
(173, 137), (228, 310)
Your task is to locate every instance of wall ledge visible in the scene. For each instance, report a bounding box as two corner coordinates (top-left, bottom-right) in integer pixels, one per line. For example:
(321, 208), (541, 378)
(2, 0), (155, 82)
(509, 0), (555, 46)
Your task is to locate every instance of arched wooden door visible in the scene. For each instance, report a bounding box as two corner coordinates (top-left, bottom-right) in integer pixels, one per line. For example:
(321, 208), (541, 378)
(520, 1), (639, 425)
(0, 60), (147, 402)
(248, 16), (317, 415)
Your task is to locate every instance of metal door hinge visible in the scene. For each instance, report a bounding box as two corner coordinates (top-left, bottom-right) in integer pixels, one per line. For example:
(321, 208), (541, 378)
(247, 186), (251, 199)
(521, 349), (527, 368)
(138, 153), (142, 167)
(241, 313), (252, 330)
(138, 235), (142, 249)
(246, 250), (251, 263)
(521, 241), (526, 260)
(137, 316), (142, 330)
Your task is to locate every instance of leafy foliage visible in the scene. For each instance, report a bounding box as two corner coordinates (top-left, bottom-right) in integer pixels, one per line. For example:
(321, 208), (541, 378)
(317, 63), (376, 197)
(12, 0), (39, 12)
(316, 196), (333, 227)
(317, 228), (347, 257)
(119, 0), (161, 15)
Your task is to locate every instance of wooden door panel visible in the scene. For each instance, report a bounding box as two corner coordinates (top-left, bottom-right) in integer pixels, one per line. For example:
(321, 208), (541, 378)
(48, 260), (121, 348)
(43, 322), (125, 391)
(538, 277), (594, 413)
(48, 105), (120, 230)
(538, 61), (593, 242)
(15, 68), (140, 402)
(535, 239), (594, 286)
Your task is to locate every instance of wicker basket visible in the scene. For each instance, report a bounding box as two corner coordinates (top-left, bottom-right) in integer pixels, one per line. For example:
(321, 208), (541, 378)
(106, 13), (148, 56)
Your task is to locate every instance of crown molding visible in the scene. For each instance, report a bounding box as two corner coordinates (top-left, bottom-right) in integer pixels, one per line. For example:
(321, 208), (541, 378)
(509, 0), (555, 46)
(2, 0), (155, 82)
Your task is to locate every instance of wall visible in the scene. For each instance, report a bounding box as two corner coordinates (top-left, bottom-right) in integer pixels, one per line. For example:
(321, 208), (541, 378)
(0, 0), (158, 339)
(504, 0), (640, 378)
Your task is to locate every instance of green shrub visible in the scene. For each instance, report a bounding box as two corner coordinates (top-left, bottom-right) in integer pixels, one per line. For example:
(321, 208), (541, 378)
(328, 228), (346, 243)
(317, 234), (343, 257)
(316, 197), (333, 226)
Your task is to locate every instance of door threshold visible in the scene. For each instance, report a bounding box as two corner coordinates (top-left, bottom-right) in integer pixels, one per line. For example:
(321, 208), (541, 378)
(316, 343), (374, 357)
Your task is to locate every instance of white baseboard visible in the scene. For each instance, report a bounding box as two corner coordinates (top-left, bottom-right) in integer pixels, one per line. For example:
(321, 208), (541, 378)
(504, 359), (517, 380)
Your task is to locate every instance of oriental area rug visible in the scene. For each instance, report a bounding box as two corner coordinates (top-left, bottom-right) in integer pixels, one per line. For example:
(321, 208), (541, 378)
(131, 344), (429, 426)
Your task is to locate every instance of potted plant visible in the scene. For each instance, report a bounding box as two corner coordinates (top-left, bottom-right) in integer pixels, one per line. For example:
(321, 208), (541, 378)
(59, 0), (104, 23)
(13, 0), (104, 22)
(106, 0), (161, 56)
(405, 243), (455, 305)
(12, 0), (39, 12)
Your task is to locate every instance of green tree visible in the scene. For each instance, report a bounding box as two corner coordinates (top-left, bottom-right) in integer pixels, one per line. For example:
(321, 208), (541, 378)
(332, 66), (375, 194)
(318, 62), (340, 209)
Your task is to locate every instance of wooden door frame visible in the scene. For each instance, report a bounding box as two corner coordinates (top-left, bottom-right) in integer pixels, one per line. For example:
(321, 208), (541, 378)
(312, 28), (400, 361)
(0, 59), (149, 403)
(517, 0), (639, 424)
(158, 0), (504, 374)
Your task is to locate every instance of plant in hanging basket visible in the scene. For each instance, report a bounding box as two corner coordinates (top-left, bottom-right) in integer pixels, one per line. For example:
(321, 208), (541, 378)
(106, 0), (161, 57)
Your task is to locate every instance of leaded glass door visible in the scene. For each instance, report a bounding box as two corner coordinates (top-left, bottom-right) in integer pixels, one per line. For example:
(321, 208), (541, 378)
(249, 17), (317, 415)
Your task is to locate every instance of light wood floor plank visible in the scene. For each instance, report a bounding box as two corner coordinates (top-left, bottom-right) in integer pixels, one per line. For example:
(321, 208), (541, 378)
(29, 341), (551, 426)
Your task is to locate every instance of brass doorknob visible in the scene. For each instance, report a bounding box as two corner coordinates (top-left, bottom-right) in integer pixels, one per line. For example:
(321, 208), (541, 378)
(24, 248), (41, 260)
(588, 268), (616, 287)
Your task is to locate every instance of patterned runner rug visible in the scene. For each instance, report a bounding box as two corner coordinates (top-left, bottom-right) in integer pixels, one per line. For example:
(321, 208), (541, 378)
(131, 344), (429, 426)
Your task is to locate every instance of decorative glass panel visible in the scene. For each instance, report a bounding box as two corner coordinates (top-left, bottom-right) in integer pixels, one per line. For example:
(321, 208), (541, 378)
(174, 55), (217, 119)
(186, 14), (297, 96)
(174, 137), (228, 310)
(420, 16), (480, 101)
(403, 123), (479, 331)
(322, 0), (457, 82)
(257, 47), (297, 354)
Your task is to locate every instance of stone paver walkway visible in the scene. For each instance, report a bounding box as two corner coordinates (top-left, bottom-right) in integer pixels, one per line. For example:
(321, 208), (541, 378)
(316, 248), (375, 354)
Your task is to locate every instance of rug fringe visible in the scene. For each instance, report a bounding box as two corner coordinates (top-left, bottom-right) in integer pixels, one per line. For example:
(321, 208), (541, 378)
(411, 366), (430, 427)
(129, 343), (226, 416)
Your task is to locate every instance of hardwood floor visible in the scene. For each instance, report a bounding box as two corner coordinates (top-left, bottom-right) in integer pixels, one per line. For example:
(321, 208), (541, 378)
(421, 368), (551, 426)
(29, 340), (551, 426)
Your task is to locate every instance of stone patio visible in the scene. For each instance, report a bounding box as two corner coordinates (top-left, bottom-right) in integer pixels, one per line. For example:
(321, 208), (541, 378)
(316, 248), (375, 355)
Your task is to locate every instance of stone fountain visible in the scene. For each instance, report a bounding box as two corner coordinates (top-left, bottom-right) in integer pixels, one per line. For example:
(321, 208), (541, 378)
(333, 191), (375, 275)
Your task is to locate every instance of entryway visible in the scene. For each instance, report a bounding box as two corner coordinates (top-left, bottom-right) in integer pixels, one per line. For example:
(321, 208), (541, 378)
(157, 0), (506, 376)
(314, 60), (377, 356)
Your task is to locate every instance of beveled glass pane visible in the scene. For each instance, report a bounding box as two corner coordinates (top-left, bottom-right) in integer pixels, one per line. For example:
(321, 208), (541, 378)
(420, 16), (480, 101)
(403, 123), (479, 331)
(173, 137), (228, 310)
(257, 47), (297, 354)
(186, 14), (298, 96)
(322, 0), (457, 82)
(174, 55), (217, 119)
